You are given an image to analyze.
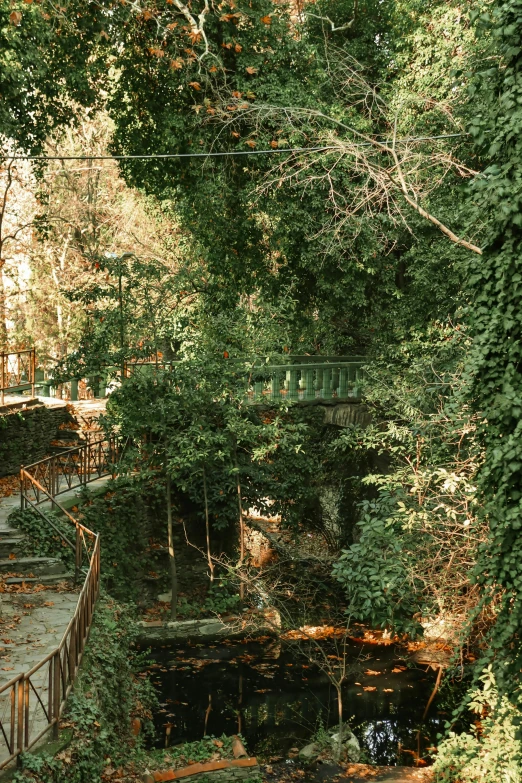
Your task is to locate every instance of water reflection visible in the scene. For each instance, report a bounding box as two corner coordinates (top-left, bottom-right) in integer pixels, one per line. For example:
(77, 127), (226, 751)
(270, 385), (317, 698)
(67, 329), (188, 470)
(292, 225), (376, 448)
(147, 639), (441, 766)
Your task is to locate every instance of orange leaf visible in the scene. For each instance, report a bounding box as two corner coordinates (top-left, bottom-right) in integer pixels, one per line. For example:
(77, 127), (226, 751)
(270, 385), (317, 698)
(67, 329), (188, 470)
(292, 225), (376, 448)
(364, 669), (380, 676)
(227, 105), (236, 111)
(245, 140), (256, 148)
(170, 59), (184, 70)
(189, 81), (201, 90)
(363, 686), (377, 692)
(9, 10), (22, 24)
(8, 554), (16, 561)
(208, 65), (218, 72)
(383, 688), (394, 693)
(231, 131), (240, 138)
(232, 90), (242, 98)
(234, 43), (242, 52)
(260, 14), (271, 24)
(245, 66), (257, 74)
(270, 140), (278, 148)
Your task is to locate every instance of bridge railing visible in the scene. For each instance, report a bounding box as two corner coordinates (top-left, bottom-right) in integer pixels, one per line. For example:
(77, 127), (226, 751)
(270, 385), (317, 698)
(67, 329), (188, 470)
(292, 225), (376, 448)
(245, 360), (365, 404)
(0, 350), (36, 404)
(30, 355), (367, 404)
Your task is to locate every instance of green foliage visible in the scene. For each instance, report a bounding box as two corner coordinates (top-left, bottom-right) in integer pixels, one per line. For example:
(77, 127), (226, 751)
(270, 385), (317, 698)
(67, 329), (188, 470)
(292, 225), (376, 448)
(78, 479), (156, 601)
(203, 578), (240, 615)
(461, 0), (522, 689)
(332, 326), (485, 634)
(8, 508), (74, 569)
(1, 0), (109, 152)
(433, 667), (522, 783)
(333, 495), (423, 634)
(12, 596), (157, 783)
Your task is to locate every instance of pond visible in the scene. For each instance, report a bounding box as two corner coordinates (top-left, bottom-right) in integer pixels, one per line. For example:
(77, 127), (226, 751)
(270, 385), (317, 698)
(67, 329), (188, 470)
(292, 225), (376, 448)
(146, 637), (444, 767)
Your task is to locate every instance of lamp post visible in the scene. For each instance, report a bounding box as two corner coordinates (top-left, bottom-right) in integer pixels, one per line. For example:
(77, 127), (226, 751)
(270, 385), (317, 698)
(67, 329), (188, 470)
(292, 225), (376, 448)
(106, 252), (134, 383)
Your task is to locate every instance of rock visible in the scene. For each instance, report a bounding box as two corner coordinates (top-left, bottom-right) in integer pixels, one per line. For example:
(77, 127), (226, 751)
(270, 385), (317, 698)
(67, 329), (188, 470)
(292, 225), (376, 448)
(329, 727), (360, 762)
(298, 742), (320, 762)
(158, 591), (172, 602)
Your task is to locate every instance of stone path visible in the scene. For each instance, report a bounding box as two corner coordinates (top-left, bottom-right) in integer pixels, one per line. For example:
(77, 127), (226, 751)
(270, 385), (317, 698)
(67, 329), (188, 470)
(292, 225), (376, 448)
(0, 473), (108, 762)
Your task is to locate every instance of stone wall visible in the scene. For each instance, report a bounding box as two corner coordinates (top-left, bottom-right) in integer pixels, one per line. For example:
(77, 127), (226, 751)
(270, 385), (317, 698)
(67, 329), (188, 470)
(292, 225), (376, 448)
(0, 403), (72, 477)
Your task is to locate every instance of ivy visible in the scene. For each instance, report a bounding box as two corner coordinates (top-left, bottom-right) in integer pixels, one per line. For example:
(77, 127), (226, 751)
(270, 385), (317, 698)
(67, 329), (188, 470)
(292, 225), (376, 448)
(12, 596), (157, 783)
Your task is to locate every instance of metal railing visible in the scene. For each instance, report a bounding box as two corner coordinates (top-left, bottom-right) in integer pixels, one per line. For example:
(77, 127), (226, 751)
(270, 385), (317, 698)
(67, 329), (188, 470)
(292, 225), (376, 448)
(0, 435), (123, 767)
(20, 436), (121, 504)
(0, 500), (100, 767)
(0, 350), (36, 405)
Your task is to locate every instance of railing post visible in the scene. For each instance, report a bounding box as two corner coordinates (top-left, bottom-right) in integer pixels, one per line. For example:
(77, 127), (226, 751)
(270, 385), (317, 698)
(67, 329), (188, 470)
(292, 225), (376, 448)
(31, 349), (36, 399)
(287, 369), (298, 402)
(270, 370), (281, 401)
(321, 368), (333, 400)
(9, 685), (15, 756)
(53, 654), (60, 740)
(303, 368), (315, 401)
(254, 379), (264, 401)
(24, 679), (29, 749)
(338, 367), (349, 399)
(75, 527), (81, 584)
(16, 679), (23, 765)
(70, 379), (78, 402)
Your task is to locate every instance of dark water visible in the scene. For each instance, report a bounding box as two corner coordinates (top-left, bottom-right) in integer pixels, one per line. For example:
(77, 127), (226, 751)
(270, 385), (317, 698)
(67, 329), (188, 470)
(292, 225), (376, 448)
(146, 638), (444, 766)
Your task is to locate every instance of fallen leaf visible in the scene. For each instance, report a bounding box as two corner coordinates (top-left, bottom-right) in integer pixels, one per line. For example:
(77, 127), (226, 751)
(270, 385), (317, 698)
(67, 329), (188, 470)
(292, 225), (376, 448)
(260, 14), (271, 24)
(392, 666), (407, 673)
(245, 66), (257, 75)
(383, 688), (394, 693)
(363, 686), (377, 692)
(8, 554), (16, 561)
(364, 669), (381, 676)
(9, 10), (22, 24)
(189, 81), (201, 90)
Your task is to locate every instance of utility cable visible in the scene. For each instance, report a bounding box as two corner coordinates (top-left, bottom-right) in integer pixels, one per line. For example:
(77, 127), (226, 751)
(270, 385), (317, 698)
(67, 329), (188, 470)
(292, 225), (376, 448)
(0, 132), (468, 161)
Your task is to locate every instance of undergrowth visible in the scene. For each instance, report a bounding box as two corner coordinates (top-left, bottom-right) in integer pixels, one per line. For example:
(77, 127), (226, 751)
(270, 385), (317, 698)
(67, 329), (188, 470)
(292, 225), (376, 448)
(12, 595), (157, 783)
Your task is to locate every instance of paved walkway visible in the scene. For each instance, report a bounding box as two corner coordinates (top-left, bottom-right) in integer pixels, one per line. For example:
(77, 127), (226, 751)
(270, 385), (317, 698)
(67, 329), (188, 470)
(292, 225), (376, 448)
(0, 474), (108, 762)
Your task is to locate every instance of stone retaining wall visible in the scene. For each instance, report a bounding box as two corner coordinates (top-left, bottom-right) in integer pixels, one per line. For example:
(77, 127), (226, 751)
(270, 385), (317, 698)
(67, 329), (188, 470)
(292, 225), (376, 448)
(138, 610), (279, 644)
(0, 403), (71, 477)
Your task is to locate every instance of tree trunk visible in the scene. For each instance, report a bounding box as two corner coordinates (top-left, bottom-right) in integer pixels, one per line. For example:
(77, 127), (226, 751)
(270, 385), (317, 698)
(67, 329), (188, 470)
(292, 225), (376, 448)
(336, 682), (343, 762)
(202, 466), (214, 583)
(234, 453), (245, 602)
(166, 477), (178, 620)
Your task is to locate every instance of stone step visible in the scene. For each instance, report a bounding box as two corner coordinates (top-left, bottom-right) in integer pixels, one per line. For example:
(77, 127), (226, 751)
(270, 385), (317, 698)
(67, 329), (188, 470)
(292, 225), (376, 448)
(0, 556), (66, 576)
(0, 535), (25, 558)
(4, 572), (74, 585)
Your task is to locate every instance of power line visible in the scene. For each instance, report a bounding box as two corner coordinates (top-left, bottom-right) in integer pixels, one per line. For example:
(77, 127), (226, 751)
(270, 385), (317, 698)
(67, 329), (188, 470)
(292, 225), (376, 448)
(0, 133), (468, 161)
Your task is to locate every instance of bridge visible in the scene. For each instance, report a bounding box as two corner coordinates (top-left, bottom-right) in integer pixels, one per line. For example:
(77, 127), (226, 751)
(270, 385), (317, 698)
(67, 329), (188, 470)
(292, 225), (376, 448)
(1, 350), (366, 405)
